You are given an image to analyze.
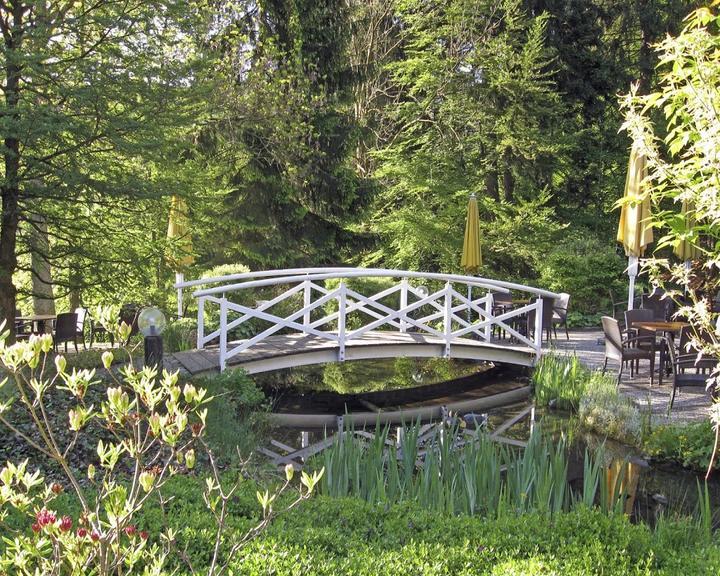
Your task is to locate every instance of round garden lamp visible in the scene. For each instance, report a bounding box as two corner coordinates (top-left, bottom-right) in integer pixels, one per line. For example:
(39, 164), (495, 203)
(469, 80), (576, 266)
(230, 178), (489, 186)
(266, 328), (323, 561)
(138, 307), (167, 371)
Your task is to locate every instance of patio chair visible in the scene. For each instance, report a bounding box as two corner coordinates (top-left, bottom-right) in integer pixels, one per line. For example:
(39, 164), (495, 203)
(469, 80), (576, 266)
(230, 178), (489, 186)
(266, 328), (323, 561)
(552, 292), (570, 341)
(89, 304), (140, 347)
(526, 296), (556, 344)
(665, 337), (718, 412)
(624, 308), (657, 376)
(54, 312), (79, 353)
(641, 288), (674, 321)
(491, 291), (514, 339)
(74, 307), (89, 350)
(601, 316), (655, 386)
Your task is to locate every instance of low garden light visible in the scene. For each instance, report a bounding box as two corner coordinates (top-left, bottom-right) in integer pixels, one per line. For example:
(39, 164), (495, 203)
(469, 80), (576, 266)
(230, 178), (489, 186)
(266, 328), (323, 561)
(138, 306), (166, 371)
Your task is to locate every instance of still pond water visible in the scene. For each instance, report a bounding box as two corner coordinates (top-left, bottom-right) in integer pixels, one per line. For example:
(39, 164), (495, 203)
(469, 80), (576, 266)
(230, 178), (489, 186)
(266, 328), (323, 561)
(254, 358), (720, 522)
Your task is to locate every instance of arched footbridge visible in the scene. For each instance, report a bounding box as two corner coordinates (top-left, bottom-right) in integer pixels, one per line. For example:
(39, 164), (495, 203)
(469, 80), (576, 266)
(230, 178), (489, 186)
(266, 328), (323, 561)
(170, 268), (561, 375)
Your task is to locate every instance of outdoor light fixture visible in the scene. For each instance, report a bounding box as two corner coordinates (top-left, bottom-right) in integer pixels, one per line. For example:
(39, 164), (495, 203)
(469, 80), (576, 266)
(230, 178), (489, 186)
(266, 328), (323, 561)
(138, 306), (167, 337)
(416, 285), (429, 298)
(138, 307), (166, 372)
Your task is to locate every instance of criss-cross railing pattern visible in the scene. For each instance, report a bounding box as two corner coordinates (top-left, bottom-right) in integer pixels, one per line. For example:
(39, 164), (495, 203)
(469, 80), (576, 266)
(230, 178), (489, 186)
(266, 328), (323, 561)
(176, 268), (560, 371)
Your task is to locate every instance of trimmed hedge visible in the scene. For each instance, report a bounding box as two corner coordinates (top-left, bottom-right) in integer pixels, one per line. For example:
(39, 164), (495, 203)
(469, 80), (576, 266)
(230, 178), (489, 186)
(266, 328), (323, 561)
(132, 477), (720, 575)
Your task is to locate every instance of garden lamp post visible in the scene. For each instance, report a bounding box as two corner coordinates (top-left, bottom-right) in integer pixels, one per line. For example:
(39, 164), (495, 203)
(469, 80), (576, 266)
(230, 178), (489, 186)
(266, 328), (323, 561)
(138, 306), (167, 372)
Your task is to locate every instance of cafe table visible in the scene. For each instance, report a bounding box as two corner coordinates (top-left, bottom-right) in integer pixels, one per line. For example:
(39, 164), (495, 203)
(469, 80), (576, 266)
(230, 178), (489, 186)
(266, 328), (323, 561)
(632, 321), (689, 386)
(15, 314), (57, 335)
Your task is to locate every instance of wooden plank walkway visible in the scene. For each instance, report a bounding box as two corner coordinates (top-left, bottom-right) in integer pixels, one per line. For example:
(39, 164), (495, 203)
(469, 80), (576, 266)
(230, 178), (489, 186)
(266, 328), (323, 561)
(171, 331), (536, 375)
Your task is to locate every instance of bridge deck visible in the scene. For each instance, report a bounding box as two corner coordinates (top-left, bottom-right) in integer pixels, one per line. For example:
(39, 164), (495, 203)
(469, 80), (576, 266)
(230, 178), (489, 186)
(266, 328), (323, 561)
(172, 331), (535, 375)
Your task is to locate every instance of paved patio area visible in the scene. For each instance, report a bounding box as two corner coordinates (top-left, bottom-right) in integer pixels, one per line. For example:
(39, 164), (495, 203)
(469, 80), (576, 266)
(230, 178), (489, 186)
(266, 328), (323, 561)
(550, 329), (715, 424)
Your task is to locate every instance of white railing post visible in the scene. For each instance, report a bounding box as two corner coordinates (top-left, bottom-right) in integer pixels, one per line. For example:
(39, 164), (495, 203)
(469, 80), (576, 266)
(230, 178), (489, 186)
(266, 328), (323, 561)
(484, 292), (493, 341)
(338, 281), (346, 361)
(400, 277), (408, 333)
(303, 278), (311, 328)
(196, 297), (205, 349)
(176, 272), (184, 319)
(220, 295), (228, 371)
(534, 298), (543, 353)
(443, 281), (452, 357)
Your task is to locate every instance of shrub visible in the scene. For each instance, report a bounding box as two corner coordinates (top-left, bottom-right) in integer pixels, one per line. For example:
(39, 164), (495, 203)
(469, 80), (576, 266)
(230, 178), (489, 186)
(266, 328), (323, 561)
(532, 353), (589, 411)
(579, 373), (642, 444)
(163, 317), (197, 353)
(644, 421), (719, 472)
(191, 369), (269, 459)
(0, 316), (320, 575)
(537, 233), (627, 316)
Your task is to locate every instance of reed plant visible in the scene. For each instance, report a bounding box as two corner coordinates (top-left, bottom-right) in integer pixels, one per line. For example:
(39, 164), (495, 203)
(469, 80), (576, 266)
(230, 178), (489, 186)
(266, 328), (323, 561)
(532, 354), (590, 411)
(315, 421), (625, 519)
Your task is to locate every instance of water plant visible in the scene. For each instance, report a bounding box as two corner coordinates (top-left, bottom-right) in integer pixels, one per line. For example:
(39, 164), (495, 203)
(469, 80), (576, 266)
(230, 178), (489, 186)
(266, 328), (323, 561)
(532, 353), (590, 411)
(316, 420), (630, 519)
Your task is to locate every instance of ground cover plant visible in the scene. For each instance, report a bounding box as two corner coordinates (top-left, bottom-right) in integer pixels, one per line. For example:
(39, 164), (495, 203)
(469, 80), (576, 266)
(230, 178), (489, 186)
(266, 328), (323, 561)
(644, 421), (720, 473)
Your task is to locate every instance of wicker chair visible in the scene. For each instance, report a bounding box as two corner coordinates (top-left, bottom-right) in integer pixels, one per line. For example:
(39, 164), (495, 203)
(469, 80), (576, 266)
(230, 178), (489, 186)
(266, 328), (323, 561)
(601, 316), (655, 385)
(54, 312), (79, 353)
(552, 292), (570, 341)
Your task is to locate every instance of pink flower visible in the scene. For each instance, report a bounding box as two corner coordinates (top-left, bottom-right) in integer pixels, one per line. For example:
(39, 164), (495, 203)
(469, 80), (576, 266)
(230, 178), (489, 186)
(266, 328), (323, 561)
(59, 516), (72, 532)
(31, 523), (40, 533)
(90, 531), (100, 542)
(124, 525), (136, 537)
(36, 508), (56, 527)
(77, 527), (88, 538)
(139, 530), (149, 541)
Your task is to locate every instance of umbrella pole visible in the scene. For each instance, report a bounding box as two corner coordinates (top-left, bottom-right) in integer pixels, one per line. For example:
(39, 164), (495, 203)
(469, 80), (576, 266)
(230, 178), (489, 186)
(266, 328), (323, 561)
(467, 284), (472, 332)
(627, 256), (638, 310)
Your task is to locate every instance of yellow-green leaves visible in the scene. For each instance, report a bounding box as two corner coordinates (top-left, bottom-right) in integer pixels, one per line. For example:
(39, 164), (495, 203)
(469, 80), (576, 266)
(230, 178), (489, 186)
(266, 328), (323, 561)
(139, 471), (156, 493)
(102, 351), (114, 370)
(300, 468), (324, 493)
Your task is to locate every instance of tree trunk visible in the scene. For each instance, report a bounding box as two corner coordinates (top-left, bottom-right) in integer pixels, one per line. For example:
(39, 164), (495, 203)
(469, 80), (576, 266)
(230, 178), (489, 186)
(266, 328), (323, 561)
(484, 168), (499, 202)
(502, 149), (515, 201)
(0, 2), (24, 342)
(29, 214), (56, 317)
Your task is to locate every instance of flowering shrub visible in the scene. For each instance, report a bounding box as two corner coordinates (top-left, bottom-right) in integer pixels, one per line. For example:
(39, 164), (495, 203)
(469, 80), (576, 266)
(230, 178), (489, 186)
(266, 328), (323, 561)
(0, 310), (322, 575)
(578, 373), (642, 444)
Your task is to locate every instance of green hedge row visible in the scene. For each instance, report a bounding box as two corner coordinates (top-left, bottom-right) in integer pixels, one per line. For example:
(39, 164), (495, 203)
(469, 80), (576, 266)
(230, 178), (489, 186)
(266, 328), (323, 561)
(133, 476), (720, 575)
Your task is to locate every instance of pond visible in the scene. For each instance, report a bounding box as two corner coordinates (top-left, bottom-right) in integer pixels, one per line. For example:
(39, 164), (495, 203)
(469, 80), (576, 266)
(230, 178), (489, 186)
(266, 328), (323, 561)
(254, 358), (720, 525)
(252, 357), (528, 414)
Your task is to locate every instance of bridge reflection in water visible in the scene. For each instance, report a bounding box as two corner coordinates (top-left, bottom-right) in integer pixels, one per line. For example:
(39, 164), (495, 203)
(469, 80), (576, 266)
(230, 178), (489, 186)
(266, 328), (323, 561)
(172, 268), (560, 375)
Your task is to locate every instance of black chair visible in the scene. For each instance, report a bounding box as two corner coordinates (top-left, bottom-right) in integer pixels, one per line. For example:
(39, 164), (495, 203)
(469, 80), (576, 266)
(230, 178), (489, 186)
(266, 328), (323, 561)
(665, 338), (718, 412)
(54, 312), (79, 353)
(641, 288), (674, 321)
(623, 308), (657, 376)
(526, 296), (555, 344)
(90, 304), (140, 347)
(601, 316), (655, 386)
(491, 291), (514, 339)
(552, 292), (570, 341)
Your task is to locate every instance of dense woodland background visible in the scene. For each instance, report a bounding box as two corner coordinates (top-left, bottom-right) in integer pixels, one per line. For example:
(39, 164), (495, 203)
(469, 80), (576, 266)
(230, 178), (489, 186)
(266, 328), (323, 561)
(0, 0), (699, 328)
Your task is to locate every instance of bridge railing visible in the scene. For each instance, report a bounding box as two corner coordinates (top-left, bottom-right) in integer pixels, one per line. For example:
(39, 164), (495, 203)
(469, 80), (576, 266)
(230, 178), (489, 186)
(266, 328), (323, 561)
(175, 268), (561, 371)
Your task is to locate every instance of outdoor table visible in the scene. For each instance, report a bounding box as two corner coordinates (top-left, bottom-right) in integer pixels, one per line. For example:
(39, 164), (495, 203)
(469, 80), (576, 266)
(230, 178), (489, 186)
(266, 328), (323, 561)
(632, 321), (689, 386)
(15, 314), (57, 335)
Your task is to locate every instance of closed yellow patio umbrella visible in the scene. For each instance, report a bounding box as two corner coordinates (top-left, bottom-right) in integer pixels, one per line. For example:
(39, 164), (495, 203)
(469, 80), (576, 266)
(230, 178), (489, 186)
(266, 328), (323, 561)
(167, 195), (194, 317)
(617, 143), (653, 310)
(461, 193), (482, 326)
(461, 193), (482, 273)
(674, 199), (700, 261)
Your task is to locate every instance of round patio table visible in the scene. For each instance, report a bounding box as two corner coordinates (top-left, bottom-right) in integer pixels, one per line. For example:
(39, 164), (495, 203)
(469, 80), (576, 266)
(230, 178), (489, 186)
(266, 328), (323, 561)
(632, 321), (689, 386)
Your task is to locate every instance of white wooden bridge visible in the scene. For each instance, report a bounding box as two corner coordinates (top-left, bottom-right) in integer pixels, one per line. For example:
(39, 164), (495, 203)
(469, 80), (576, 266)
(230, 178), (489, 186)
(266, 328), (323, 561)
(171, 268), (561, 375)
